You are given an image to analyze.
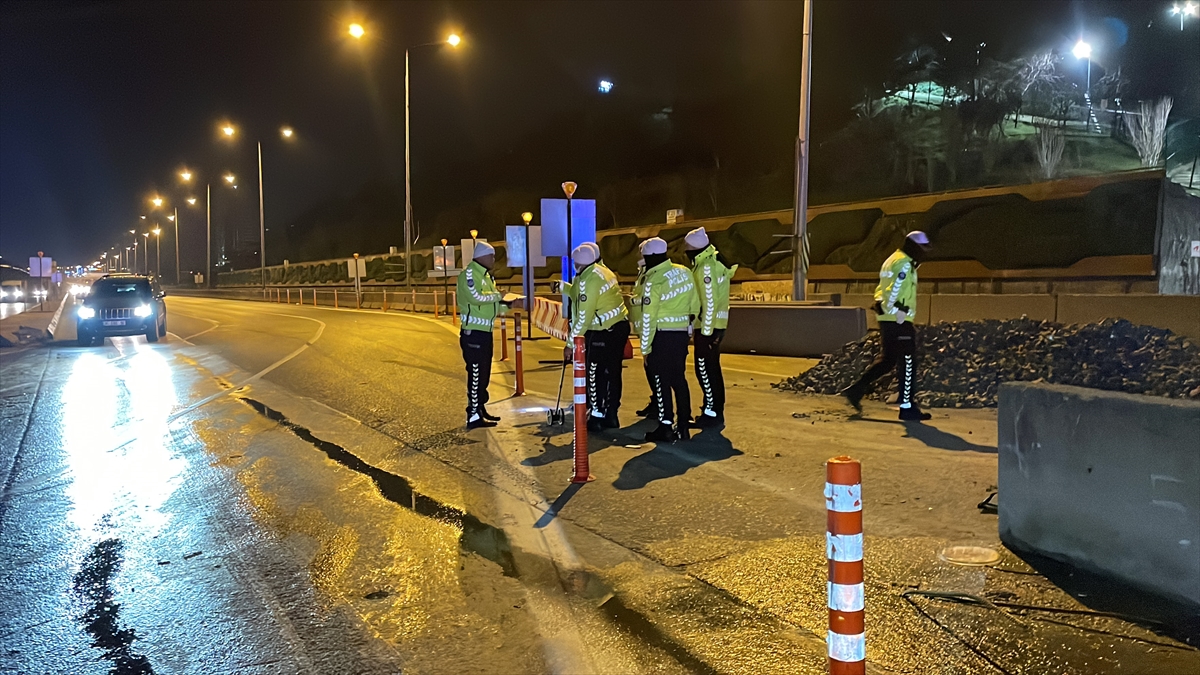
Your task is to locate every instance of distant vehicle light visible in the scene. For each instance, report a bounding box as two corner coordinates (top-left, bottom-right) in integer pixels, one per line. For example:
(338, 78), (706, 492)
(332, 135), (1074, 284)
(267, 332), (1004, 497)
(134, 304), (152, 317)
(14, 289), (23, 297)
(598, 80), (614, 94)
(77, 306), (96, 319)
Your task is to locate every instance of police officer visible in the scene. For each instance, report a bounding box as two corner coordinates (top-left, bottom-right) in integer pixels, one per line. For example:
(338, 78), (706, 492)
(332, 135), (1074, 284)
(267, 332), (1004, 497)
(683, 227), (737, 428)
(458, 241), (509, 429)
(639, 237), (700, 442)
(565, 243), (631, 431)
(842, 231), (933, 421)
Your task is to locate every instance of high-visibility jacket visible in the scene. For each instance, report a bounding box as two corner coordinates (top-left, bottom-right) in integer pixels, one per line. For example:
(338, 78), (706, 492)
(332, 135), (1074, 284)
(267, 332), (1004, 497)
(874, 249), (918, 323)
(457, 261), (505, 332)
(639, 259), (700, 355)
(629, 267), (647, 334)
(565, 262), (628, 339)
(690, 245), (737, 336)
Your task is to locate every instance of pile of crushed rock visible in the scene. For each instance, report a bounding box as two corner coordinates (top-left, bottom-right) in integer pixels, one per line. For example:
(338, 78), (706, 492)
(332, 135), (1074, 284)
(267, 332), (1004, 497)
(774, 318), (1200, 408)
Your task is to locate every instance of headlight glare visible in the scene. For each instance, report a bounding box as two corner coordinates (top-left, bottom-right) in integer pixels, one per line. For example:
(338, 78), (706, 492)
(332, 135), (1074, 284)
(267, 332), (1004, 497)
(134, 304), (152, 317)
(77, 306), (96, 319)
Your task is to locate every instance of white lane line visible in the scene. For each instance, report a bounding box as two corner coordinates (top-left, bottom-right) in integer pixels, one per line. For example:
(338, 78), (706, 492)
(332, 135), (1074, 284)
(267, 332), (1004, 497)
(170, 312), (221, 341)
(242, 312), (326, 382)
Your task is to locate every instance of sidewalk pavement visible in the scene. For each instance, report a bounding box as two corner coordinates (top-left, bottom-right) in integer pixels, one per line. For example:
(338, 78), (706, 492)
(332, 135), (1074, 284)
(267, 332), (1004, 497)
(0, 295), (68, 348)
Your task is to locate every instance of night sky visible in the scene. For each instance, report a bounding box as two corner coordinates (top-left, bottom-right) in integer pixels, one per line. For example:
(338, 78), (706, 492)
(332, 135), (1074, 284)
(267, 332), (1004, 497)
(1, 0), (1195, 268)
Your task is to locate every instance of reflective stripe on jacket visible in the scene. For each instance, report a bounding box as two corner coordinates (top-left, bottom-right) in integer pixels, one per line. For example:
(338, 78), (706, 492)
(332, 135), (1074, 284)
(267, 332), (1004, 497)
(690, 245), (737, 336)
(874, 250), (917, 322)
(565, 262), (628, 338)
(456, 261), (505, 332)
(640, 260), (700, 355)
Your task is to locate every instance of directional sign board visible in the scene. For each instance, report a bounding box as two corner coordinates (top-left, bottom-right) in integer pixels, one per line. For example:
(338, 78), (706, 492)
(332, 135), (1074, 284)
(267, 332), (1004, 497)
(539, 199), (596, 257)
(434, 245), (456, 271)
(505, 225), (545, 268)
(29, 256), (54, 277)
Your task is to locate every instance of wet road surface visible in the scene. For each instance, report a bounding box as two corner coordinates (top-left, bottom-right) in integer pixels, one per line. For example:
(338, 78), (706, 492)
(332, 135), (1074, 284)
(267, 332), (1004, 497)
(1, 295), (1196, 674)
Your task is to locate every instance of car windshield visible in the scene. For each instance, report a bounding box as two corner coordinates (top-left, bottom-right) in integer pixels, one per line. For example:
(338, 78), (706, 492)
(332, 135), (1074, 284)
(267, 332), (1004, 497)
(91, 280), (151, 298)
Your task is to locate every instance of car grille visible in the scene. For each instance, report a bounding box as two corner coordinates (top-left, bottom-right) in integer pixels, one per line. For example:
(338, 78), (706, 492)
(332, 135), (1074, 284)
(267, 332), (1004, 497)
(102, 308), (135, 320)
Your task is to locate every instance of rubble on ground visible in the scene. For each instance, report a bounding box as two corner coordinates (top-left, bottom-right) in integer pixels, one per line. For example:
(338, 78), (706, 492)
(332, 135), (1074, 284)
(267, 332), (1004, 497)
(775, 318), (1200, 408)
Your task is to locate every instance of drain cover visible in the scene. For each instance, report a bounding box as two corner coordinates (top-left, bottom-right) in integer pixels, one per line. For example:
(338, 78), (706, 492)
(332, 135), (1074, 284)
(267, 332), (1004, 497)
(939, 545), (1001, 566)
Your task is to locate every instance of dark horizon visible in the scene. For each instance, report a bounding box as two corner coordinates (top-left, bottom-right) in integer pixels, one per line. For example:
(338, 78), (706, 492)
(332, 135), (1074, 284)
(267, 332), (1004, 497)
(2, 0), (1196, 269)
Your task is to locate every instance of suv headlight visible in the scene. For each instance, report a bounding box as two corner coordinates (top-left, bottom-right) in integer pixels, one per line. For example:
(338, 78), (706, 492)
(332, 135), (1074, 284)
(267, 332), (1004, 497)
(77, 306), (96, 319)
(14, 290), (23, 297)
(134, 304), (152, 317)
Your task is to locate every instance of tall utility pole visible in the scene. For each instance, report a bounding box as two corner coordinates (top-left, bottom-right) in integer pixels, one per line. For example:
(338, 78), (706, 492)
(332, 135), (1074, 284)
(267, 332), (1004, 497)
(258, 141), (267, 288)
(791, 0), (813, 301)
(404, 48), (413, 288)
(174, 207), (180, 285)
(206, 184), (212, 288)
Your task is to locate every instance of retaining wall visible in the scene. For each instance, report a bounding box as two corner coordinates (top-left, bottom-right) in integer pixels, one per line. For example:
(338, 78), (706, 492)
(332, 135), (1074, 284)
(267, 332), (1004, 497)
(998, 382), (1200, 606)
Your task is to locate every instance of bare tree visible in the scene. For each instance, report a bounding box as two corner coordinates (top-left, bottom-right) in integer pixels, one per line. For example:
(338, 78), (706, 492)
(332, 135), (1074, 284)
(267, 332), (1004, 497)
(1124, 97), (1174, 166)
(1035, 124), (1065, 179)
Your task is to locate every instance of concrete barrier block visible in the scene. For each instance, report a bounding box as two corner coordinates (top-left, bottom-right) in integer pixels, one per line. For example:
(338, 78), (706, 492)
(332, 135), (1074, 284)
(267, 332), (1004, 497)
(929, 294), (1057, 324)
(1057, 294), (1200, 340)
(723, 303), (867, 357)
(998, 382), (1200, 606)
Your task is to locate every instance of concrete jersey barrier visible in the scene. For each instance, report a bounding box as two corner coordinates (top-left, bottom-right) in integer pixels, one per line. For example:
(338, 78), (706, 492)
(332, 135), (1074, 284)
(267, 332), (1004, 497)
(998, 382), (1200, 606)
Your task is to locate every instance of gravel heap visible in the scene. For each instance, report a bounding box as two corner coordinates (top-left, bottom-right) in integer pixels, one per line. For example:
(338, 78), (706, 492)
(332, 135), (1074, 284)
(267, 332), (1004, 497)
(775, 318), (1200, 408)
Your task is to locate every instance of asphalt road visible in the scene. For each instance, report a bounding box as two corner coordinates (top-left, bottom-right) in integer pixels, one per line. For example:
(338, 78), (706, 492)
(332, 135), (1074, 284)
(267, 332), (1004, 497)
(1, 295), (1196, 675)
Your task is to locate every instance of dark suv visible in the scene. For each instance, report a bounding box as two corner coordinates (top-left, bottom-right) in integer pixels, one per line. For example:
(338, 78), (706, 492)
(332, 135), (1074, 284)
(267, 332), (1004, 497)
(76, 275), (168, 346)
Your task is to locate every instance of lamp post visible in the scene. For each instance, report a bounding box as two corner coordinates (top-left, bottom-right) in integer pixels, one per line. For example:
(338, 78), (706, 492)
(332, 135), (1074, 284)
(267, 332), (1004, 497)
(1171, 2), (1198, 30)
(142, 232), (150, 275)
(219, 123), (294, 289)
(152, 228), (162, 278)
(521, 211), (534, 336)
(791, 0), (813, 301)
(349, 24), (461, 289)
(1072, 39), (1096, 133)
(130, 230), (138, 274)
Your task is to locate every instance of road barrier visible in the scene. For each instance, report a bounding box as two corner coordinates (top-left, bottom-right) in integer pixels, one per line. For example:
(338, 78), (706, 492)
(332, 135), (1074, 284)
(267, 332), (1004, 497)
(571, 335), (592, 483)
(513, 311), (525, 396)
(825, 455), (865, 675)
(532, 296), (570, 341)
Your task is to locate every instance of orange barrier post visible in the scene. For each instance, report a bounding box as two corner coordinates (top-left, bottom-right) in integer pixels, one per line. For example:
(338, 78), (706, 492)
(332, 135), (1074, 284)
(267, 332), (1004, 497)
(411, 288), (416, 312)
(570, 336), (593, 483)
(451, 291), (458, 325)
(513, 311), (524, 396)
(299, 288), (304, 305)
(287, 289), (291, 304)
(826, 456), (865, 675)
(499, 316), (508, 361)
(334, 289), (339, 309)
(382, 289), (388, 311)
(313, 289), (317, 307)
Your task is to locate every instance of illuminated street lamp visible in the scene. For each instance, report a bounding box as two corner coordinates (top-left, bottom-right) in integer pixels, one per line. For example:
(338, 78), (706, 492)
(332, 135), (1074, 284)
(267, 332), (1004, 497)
(280, 126), (294, 139)
(349, 24), (462, 288)
(220, 122), (296, 287)
(224, 173), (236, 186)
(1073, 39), (1096, 133)
(187, 197), (196, 205)
(1171, 2), (1198, 30)
(152, 196), (163, 208)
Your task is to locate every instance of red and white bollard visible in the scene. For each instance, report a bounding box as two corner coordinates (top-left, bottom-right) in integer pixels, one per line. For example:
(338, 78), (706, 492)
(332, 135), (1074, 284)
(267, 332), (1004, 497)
(499, 316), (508, 361)
(513, 312), (524, 396)
(826, 455), (865, 674)
(570, 335), (593, 483)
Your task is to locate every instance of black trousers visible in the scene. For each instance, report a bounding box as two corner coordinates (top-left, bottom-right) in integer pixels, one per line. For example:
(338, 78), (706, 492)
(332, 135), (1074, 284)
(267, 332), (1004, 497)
(460, 330), (493, 421)
(848, 321), (918, 408)
(586, 320), (630, 419)
(693, 328), (726, 417)
(647, 330), (691, 426)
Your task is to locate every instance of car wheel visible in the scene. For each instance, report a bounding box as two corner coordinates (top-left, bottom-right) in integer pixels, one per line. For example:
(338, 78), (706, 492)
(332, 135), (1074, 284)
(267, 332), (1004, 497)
(145, 324), (159, 343)
(158, 317), (167, 337)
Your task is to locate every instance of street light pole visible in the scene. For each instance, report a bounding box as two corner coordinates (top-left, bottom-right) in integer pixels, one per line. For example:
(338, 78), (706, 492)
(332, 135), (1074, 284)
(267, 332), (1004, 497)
(405, 47), (413, 289)
(258, 141), (267, 288)
(174, 207), (180, 285)
(791, 0), (813, 302)
(206, 183), (212, 288)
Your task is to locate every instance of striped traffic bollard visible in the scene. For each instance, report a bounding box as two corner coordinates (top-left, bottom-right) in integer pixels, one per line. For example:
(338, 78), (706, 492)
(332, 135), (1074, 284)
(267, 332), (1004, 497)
(570, 335), (593, 483)
(513, 311), (524, 396)
(499, 316), (508, 361)
(826, 455), (865, 674)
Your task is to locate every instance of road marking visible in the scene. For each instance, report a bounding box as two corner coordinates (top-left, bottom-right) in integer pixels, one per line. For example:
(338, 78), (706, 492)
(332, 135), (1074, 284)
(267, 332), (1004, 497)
(170, 312), (221, 341)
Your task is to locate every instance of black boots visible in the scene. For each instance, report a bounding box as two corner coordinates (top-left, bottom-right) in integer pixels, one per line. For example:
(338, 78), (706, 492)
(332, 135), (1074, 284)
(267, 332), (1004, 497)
(466, 417), (497, 430)
(899, 407), (932, 422)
